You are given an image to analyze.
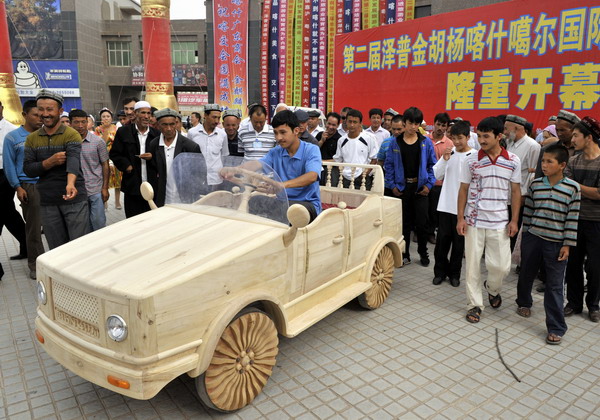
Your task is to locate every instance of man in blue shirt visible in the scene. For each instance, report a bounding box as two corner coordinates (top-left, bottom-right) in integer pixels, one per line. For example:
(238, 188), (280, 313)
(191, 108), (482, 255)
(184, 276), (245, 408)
(2, 100), (45, 279)
(261, 110), (322, 220)
(222, 110), (322, 223)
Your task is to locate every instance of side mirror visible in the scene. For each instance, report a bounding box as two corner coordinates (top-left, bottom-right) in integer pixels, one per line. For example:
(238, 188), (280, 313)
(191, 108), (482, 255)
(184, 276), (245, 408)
(283, 204), (310, 246)
(140, 182), (158, 210)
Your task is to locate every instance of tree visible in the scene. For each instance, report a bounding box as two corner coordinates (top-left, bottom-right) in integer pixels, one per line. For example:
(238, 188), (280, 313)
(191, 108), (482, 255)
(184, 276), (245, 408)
(7, 0), (63, 59)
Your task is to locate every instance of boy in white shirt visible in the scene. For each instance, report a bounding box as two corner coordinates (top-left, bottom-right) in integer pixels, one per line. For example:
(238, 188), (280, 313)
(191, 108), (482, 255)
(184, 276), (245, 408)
(432, 121), (473, 287)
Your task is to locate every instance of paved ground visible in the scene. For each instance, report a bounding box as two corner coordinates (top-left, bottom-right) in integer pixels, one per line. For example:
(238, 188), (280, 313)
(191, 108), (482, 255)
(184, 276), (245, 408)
(1, 195), (600, 419)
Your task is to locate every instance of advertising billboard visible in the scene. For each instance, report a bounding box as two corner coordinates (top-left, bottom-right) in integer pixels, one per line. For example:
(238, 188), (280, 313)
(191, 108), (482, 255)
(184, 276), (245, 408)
(13, 60), (82, 110)
(333, 0), (600, 132)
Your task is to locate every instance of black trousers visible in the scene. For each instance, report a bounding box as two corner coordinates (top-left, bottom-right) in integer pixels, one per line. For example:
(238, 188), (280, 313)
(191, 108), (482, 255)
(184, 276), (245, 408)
(433, 212), (464, 279)
(516, 232), (568, 336)
(566, 220), (600, 312)
(0, 169), (27, 254)
(427, 185), (442, 236)
(387, 183), (428, 259)
(508, 204), (524, 252)
(124, 194), (151, 218)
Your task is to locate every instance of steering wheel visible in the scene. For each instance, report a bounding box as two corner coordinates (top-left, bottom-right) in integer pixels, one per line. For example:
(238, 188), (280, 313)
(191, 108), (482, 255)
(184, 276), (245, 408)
(221, 167), (283, 212)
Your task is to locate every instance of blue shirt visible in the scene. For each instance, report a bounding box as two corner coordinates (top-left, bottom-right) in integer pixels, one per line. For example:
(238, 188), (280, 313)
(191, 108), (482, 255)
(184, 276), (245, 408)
(3, 126), (38, 188)
(377, 136), (395, 162)
(260, 140), (322, 214)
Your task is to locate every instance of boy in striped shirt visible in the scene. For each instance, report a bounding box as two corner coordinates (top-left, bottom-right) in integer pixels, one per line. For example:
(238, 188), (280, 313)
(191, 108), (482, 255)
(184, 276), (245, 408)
(515, 144), (580, 345)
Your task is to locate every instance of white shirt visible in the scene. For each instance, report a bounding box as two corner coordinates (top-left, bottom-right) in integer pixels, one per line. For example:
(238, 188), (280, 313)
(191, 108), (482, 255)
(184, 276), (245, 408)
(365, 126), (391, 147)
(467, 131), (481, 150)
(333, 133), (379, 179)
(159, 133), (179, 204)
(506, 134), (541, 196)
(434, 149), (473, 215)
(310, 126), (324, 137)
(188, 124), (229, 185)
(136, 125), (150, 183)
(238, 123), (276, 161)
(0, 118), (18, 170)
(338, 125), (348, 137)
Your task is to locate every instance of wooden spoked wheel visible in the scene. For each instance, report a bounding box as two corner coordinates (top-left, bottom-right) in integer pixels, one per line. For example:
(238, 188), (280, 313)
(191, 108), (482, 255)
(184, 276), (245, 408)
(196, 309), (279, 412)
(358, 246), (395, 309)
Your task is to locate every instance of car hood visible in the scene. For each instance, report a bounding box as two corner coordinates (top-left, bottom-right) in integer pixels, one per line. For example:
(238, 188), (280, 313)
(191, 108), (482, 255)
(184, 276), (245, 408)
(38, 205), (287, 299)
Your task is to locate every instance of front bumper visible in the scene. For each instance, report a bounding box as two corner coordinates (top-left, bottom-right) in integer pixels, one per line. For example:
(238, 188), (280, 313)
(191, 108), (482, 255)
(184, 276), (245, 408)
(35, 312), (202, 400)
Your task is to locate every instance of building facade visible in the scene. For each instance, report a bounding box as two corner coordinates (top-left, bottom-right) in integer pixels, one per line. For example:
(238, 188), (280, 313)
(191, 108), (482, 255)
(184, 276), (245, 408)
(8, 0), (207, 117)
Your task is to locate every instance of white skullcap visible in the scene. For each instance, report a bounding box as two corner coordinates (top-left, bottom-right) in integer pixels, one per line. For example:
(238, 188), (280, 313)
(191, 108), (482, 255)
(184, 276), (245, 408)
(134, 101), (151, 110)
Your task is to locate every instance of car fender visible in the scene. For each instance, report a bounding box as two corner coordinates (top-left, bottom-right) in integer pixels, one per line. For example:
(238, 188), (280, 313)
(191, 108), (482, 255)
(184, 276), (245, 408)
(187, 290), (288, 377)
(364, 237), (404, 280)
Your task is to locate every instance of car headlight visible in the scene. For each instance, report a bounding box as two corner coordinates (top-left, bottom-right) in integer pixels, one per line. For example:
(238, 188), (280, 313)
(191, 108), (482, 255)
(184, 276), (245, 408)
(36, 281), (47, 305)
(106, 315), (128, 341)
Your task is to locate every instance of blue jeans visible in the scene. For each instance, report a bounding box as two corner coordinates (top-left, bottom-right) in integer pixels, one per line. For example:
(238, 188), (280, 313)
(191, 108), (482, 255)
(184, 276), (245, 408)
(516, 231), (568, 336)
(88, 193), (106, 232)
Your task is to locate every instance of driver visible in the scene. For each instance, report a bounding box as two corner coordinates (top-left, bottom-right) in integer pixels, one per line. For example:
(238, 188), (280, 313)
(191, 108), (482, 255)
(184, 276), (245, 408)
(222, 110), (322, 222)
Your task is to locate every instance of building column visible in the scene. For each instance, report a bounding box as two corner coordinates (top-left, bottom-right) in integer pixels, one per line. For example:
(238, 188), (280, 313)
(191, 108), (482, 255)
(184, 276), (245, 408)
(140, 0), (178, 110)
(0, 0), (24, 125)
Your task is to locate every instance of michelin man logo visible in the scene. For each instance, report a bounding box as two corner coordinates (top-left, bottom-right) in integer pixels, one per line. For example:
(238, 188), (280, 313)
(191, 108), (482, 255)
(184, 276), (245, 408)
(14, 61), (41, 89)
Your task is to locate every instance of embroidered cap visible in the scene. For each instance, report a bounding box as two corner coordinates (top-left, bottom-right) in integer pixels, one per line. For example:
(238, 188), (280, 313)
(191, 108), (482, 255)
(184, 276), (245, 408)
(307, 109), (320, 118)
(548, 115), (557, 122)
(557, 110), (580, 125)
(505, 114), (528, 126)
(294, 109), (309, 122)
(204, 104), (221, 113)
(36, 89), (64, 106)
(154, 108), (180, 120)
(222, 109), (242, 119)
(384, 108), (399, 116)
(117, 109), (126, 117)
(580, 116), (600, 142)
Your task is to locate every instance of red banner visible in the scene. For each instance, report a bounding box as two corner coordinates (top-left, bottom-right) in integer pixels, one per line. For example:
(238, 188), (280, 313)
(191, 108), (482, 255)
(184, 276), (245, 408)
(260, 0), (272, 109)
(334, 0), (600, 132)
(213, 0), (249, 112)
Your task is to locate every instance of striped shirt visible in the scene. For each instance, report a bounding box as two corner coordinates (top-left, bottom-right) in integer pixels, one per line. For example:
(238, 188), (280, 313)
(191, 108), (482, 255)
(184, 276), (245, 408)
(80, 132), (109, 195)
(24, 124), (87, 205)
(564, 154), (600, 221)
(523, 177), (580, 246)
(459, 148), (521, 229)
(238, 123), (276, 160)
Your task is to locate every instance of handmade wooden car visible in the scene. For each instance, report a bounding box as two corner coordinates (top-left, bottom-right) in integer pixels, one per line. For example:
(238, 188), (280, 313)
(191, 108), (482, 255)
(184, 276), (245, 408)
(34, 159), (404, 412)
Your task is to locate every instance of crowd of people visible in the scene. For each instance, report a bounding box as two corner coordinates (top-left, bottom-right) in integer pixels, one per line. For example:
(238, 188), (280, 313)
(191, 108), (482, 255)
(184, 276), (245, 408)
(1, 90), (599, 346)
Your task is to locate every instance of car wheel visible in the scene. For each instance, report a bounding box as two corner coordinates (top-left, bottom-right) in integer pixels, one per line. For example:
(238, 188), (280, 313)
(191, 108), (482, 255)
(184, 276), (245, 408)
(196, 308), (279, 412)
(358, 246), (395, 309)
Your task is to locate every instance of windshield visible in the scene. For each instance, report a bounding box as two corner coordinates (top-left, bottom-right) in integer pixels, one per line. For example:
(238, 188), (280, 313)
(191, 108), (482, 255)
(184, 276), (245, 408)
(166, 153), (289, 224)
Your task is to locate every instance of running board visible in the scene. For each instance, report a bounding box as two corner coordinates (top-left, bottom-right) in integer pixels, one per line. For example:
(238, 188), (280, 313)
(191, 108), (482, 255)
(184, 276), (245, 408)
(284, 265), (369, 337)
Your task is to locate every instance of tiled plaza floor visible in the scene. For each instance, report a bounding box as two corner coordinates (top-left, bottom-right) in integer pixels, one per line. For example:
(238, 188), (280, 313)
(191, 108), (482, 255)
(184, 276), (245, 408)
(1, 195), (600, 419)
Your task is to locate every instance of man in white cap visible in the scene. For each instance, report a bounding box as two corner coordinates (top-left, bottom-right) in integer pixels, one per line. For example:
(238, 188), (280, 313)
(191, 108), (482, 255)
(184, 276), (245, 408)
(147, 108), (200, 206)
(60, 111), (70, 127)
(109, 100), (160, 218)
(188, 104), (229, 185)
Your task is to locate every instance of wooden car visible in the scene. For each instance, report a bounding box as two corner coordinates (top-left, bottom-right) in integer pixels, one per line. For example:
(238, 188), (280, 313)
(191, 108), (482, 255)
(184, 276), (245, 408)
(34, 160), (404, 412)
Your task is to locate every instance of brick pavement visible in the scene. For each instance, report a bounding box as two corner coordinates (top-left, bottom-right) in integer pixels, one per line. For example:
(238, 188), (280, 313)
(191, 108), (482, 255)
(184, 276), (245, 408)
(1, 194), (600, 419)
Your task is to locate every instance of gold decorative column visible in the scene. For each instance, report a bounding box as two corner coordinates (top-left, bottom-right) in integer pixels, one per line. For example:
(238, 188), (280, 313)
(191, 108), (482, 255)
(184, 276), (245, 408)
(0, 0), (25, 125)
(141, 0), (178, 110)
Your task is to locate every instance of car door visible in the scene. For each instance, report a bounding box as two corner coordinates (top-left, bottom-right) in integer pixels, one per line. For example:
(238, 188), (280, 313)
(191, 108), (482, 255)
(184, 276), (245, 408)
(303, 209), (347, 294)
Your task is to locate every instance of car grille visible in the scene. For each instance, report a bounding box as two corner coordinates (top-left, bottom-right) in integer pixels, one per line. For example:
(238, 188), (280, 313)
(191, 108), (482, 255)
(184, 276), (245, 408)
(52, 280), (100, 339)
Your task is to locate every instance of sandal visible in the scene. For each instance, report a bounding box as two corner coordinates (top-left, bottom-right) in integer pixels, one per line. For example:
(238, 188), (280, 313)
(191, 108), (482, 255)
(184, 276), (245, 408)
(546, 333), (562, 345)
(466, 307), (481, 323)
(489, 293), (502, 309)
(517, 307), (531, 318)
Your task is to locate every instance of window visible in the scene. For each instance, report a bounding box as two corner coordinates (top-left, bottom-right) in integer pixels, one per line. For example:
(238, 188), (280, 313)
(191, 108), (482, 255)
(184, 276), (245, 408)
(171, 41), (198, 65)
(107, 41), (131, 67)
(415, 6), (431, 18)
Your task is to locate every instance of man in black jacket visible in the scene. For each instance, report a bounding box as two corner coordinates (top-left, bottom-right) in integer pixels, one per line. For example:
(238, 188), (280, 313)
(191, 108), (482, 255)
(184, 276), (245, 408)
(147, 108), (200, 207)
(109, 101), (160, 218)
